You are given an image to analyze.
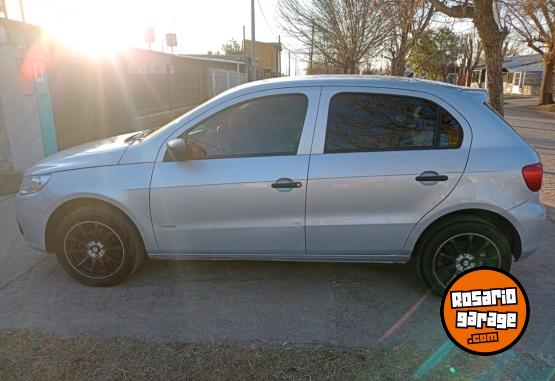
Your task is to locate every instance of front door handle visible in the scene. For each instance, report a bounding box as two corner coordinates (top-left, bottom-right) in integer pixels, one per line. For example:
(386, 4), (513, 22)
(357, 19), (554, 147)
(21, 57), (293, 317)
(271, 178), (302, 189)
(415, 172), (449, 182)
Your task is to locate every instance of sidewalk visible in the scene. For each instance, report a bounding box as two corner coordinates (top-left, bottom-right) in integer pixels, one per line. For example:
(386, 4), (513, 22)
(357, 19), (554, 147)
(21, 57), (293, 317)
(504, 97), (555, 206)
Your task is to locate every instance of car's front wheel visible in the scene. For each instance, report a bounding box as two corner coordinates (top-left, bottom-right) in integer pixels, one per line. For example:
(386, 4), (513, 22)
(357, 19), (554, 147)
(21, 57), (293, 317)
(415, 216), (512, 295)
(53, 205), (145, 286)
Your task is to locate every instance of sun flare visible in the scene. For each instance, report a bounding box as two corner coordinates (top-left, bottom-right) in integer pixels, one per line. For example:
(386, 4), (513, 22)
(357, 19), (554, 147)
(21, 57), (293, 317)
(34, 0), (153, 59)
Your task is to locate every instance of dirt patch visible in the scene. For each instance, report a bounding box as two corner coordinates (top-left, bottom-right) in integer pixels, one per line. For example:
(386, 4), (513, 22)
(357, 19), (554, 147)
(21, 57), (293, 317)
(1, 330), (553, 380)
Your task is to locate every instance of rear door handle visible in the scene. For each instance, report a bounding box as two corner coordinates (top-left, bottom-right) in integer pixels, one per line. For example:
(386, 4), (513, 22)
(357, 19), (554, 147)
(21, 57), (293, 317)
(415, 172), (449, 182)
(271, 178), (302, 189)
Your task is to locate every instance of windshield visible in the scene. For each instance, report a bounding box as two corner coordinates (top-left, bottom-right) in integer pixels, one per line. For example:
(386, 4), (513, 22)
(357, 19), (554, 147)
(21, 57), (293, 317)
(124, 113), (191, 144)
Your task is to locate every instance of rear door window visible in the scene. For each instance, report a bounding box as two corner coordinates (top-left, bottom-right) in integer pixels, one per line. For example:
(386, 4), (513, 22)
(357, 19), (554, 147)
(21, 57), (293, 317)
(325, 93), (462, 153)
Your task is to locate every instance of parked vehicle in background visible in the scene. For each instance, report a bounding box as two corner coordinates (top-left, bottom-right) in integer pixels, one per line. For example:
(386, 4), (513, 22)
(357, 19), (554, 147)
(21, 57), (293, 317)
(15, 76), (545, 294)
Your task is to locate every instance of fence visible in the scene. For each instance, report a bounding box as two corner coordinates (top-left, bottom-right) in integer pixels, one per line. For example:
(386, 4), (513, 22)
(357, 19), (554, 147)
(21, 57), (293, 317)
(209, 69), (248, 97)
(47, 50), (248, 150)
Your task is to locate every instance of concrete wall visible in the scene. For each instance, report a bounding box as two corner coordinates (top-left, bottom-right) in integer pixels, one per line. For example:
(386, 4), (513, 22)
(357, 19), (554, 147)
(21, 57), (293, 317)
(0, 94), (14, 173)
(0, 44), (45, 173)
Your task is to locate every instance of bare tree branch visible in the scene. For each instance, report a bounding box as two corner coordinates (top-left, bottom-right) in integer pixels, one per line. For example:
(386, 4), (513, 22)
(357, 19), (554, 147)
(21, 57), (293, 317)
(384, 0), (435, 76)
(278, 0), (391, 73)
(428, 0), (475, 18)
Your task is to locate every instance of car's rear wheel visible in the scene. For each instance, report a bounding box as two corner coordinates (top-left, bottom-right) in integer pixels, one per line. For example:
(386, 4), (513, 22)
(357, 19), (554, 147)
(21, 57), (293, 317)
(53, 205), (145, 286)
(415, 216), (512, 295)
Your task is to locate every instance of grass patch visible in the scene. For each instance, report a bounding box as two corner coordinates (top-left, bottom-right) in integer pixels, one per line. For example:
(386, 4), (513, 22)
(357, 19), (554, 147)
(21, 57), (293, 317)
(504, 94), (535, 100)
(536, 103), (555, 113)
(0, 330), (553, 380)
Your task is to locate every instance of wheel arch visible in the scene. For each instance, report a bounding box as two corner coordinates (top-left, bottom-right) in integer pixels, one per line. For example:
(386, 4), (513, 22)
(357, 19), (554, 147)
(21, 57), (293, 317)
(410, 208), (523, 261)
(45, 197), (146, 254)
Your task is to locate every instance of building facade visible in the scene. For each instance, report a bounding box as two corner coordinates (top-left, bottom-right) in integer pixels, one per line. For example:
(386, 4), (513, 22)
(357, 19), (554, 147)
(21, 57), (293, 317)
(243, 39), (282, 79)
(472, 54), (555, 96)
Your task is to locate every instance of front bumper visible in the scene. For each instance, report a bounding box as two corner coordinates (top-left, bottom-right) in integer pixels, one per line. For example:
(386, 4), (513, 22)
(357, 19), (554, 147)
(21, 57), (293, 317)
(508, 197), (546, 260)
(15, 191), (51, 252)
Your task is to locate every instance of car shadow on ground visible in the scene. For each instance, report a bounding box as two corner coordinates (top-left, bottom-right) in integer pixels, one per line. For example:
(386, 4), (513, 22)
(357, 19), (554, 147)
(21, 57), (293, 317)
(123, 256), (439, 348)
(120, 205), (555, 352)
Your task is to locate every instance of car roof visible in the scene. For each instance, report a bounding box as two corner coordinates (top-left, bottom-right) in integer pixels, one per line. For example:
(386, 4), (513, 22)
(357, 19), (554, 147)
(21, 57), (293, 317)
(236, 75), (472, 92)
(222, 75), (488, 105)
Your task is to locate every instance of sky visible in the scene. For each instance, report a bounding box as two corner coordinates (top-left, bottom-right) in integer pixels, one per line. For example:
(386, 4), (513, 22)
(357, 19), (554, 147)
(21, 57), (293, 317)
(3, 0), (499, 75)
(4, 0), (307, 74)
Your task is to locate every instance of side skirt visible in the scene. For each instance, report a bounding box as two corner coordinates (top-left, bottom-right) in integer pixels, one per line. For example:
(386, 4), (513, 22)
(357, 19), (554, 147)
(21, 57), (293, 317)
(147, 252), (411, 263)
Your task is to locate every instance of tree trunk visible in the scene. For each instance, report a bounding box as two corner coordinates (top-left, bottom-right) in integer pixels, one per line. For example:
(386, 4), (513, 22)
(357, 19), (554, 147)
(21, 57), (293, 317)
(391, 52), (407, 77)
(539, 57), (555, 105)
(474, 0), (506, 115)
(458, 61), (467, 85)
(465, 66), (473, 87)
(464, 57), (472, 87)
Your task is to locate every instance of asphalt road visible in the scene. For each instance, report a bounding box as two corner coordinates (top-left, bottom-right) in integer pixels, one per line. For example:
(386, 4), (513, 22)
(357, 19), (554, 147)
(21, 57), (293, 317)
(0, 99), (554, 357)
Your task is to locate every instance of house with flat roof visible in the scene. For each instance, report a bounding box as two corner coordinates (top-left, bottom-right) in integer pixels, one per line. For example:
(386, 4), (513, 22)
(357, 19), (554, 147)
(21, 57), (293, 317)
(471, 54), (553, 96)
(243, 39), (282, 79)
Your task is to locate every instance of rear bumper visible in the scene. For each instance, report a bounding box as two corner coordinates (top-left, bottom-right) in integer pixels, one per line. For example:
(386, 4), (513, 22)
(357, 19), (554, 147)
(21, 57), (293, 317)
(15, 192), (51, 252)
(508, 197), (546, 260)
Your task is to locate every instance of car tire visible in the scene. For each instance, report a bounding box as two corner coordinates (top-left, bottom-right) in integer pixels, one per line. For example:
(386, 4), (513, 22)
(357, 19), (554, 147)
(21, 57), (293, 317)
(415, 216), (512, 296)
(53, 204), (145, 286)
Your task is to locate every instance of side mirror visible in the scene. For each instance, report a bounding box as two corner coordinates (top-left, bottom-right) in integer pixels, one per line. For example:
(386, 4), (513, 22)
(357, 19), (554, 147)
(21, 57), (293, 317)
(166, 138), (206, 161)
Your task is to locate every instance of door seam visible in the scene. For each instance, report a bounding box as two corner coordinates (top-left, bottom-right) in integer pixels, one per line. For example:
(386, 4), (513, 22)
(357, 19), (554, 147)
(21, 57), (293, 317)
(304, 86), (324, 255)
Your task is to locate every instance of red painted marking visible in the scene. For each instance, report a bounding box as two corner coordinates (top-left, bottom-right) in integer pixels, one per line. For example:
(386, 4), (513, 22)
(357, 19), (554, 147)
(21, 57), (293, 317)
(377, 291), (431, 344)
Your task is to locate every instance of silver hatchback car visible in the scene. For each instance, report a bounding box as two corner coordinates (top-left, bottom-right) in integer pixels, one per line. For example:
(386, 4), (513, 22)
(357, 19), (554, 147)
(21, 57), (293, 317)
(15, 76), (545, 294)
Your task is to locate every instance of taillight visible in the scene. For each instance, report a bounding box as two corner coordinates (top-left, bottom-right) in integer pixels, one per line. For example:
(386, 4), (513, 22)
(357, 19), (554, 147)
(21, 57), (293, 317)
(522, 163), (543, 192)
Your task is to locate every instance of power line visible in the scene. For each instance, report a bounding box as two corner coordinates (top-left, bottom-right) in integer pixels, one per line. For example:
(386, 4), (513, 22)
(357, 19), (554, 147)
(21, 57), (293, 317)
(256, 0), (307, 73)
(256, 0), (276, 36)
(254, 1), (298, 56)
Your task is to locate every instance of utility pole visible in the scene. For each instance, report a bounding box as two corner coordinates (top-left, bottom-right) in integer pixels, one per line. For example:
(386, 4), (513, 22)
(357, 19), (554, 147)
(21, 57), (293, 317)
(242, 25), (246, 52)
(250, 0), (256, 81)
(288, 50), (291, 76)
(18, 0), (25, 22)
(278, 34), (281, 76)
(309, 21), (314, 74)
(243, 25), (246, 76)
(294, 56), (297, 76)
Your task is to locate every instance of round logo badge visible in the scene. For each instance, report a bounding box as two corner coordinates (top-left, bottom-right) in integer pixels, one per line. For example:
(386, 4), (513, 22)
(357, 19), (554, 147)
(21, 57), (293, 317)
(440, 267), (529, 355)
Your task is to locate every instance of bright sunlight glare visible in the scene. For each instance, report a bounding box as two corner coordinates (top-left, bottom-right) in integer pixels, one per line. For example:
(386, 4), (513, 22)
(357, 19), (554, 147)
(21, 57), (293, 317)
(8, 0), (283, 59)
(36, 1), (152, 59)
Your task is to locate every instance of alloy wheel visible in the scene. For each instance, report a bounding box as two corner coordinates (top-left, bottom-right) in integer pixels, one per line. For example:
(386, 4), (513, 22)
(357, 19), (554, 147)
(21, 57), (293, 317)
(432, 233), (501, 288)
(64, 221), (125, 279)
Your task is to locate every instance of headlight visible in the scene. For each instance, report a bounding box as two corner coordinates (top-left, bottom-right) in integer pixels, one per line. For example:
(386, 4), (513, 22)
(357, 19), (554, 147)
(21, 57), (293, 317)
(19, 175), (51, 195)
